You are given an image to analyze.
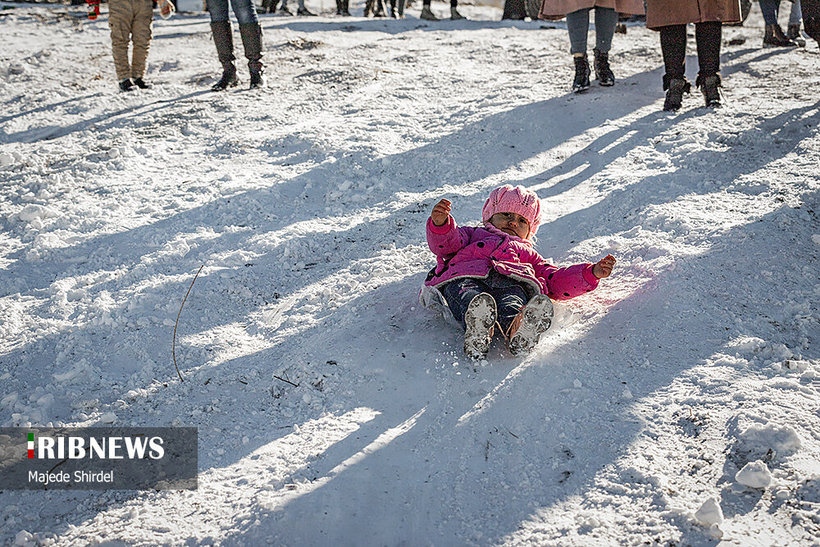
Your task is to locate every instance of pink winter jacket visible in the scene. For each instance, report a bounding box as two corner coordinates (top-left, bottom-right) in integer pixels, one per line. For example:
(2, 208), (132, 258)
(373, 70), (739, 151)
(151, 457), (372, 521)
(425, 216), (600, 301)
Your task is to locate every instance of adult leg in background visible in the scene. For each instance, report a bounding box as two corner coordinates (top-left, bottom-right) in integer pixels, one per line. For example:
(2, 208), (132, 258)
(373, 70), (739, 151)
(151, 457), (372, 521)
(207, 0), (238, 90)
(593, 6), (617, 85)
(788, 0), (806, 45)
(761, 0), (797, 46)
(659, 24), (690, 110)
(566, 8), (591, 92)
(695, 21), (723, 107)
(230, 0), (265, 87)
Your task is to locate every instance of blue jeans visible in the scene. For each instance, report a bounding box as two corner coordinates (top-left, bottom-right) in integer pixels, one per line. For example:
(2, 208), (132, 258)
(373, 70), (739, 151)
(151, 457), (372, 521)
(791, 0), (802, 25)
(566, 7), (618, 54)
(440, 271), (529, 334)
(760, 0), (781, 25)
(207, 0), (259, 24)
(759, 0), (800, 25)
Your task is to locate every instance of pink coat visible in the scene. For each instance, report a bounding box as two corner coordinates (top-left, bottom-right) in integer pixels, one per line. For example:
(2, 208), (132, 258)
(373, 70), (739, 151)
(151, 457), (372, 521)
(425, 216), (600, 301)
(540, 0), (645, 18)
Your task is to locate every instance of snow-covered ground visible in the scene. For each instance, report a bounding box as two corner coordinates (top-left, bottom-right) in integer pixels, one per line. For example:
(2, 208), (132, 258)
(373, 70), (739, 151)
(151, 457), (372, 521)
(1, 1), (819, 544)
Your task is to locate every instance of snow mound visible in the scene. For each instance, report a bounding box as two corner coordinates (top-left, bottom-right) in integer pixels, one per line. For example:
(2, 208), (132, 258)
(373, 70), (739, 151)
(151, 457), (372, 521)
(735, 423), (802, 458)
(735, 460), (773, 489)
(694, 497), (723, 526)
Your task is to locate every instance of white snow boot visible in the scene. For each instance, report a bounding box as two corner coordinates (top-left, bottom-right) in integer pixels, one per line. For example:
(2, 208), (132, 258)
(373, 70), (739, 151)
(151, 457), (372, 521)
(463, 293), (497, 360)
(507, 295), (553, 357)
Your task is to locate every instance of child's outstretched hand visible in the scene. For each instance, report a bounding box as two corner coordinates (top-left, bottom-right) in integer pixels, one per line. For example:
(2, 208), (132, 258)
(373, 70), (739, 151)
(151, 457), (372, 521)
(431, 199), (452, 226)
(592, 254), (616, 279)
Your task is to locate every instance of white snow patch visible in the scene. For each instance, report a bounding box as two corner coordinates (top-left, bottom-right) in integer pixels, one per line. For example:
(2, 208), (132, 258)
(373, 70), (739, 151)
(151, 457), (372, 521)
(735, 460), (773, 489)
(694, 497), (723, 527)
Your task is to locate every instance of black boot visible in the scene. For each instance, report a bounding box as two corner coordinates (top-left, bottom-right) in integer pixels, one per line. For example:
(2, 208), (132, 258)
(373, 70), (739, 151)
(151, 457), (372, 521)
(763, 24), (797, 47)
(572, 54), (590, 93)
(213, 66), (238, 90)
(787, 23), (806, 46)
(239, 22), (265, 89)
(696, 73), (722, 108)
(119, 78), (135, 92)
(211, 21), (239, 91)
(663, 75), (691, 111)
(593, 48), (614, 87)
(132, 77), (152, 89)
(342, 0), (350, 15)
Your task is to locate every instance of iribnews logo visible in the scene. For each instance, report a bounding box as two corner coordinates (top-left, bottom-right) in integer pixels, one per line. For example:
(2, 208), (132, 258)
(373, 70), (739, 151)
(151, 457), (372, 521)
(26, 432), (165, 460)
(3, 427), (196, 490)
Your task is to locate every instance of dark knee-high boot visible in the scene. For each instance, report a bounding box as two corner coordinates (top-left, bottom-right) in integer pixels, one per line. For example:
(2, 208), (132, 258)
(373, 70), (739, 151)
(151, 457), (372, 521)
(239, 22), (264, 89)
(695, 21), (723, 107)
(659, 24), (691, 111)
(211, 21), (238, 91)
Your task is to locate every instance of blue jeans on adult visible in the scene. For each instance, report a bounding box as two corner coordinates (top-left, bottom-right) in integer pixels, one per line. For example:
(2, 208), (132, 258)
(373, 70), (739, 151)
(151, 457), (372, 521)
(440, 271), (529, 335)
(759, 0), (802, 25)
(207, 0), (259, 24)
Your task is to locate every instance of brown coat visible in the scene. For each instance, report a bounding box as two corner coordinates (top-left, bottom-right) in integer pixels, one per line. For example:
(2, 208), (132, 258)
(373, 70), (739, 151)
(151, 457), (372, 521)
(540, 0), (644, 18)
(645, 0), (741, 29)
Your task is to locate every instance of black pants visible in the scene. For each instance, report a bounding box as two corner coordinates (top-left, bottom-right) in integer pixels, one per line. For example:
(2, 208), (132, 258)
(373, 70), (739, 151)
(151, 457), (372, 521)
(440, 271), (528, 334)
(659, 22), (722, 88)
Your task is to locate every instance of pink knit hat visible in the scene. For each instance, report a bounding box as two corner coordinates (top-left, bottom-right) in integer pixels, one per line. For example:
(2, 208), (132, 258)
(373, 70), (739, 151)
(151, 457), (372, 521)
(481, 185), (541, 237)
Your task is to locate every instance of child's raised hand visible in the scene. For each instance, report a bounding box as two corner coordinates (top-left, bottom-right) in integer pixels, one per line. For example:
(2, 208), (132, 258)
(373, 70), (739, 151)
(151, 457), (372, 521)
(592, 254), (616, 279)
(431, 199), (452, 226)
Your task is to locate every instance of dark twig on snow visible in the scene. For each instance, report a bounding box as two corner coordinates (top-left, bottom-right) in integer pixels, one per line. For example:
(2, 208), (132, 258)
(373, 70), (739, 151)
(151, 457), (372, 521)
(273, 375), (299, 387)
(172, 265), (203, 382)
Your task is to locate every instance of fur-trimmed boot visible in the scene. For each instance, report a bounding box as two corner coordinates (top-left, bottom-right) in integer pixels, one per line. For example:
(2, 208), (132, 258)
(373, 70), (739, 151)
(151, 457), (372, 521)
(210, 21), (238, 91)
(662, 76), (691, 111)
(696, 73), (722, 108)
(239, 22), (265, 89)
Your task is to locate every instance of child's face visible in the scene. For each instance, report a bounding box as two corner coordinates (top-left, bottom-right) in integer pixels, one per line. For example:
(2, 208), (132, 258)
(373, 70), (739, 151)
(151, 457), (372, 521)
(489, 212), (530, 239)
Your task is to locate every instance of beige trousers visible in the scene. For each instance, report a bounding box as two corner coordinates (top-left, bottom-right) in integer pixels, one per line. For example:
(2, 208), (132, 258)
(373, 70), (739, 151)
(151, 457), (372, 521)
(109, 0), (154, 80)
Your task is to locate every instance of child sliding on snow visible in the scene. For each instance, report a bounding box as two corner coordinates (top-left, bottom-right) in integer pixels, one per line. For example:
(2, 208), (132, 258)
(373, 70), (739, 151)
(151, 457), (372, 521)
(423, 185), (615, 359)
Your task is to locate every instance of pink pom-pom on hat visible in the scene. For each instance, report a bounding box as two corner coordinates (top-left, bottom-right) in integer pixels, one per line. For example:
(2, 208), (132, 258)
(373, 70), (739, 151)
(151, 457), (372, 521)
(481, 185), (542, 238)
